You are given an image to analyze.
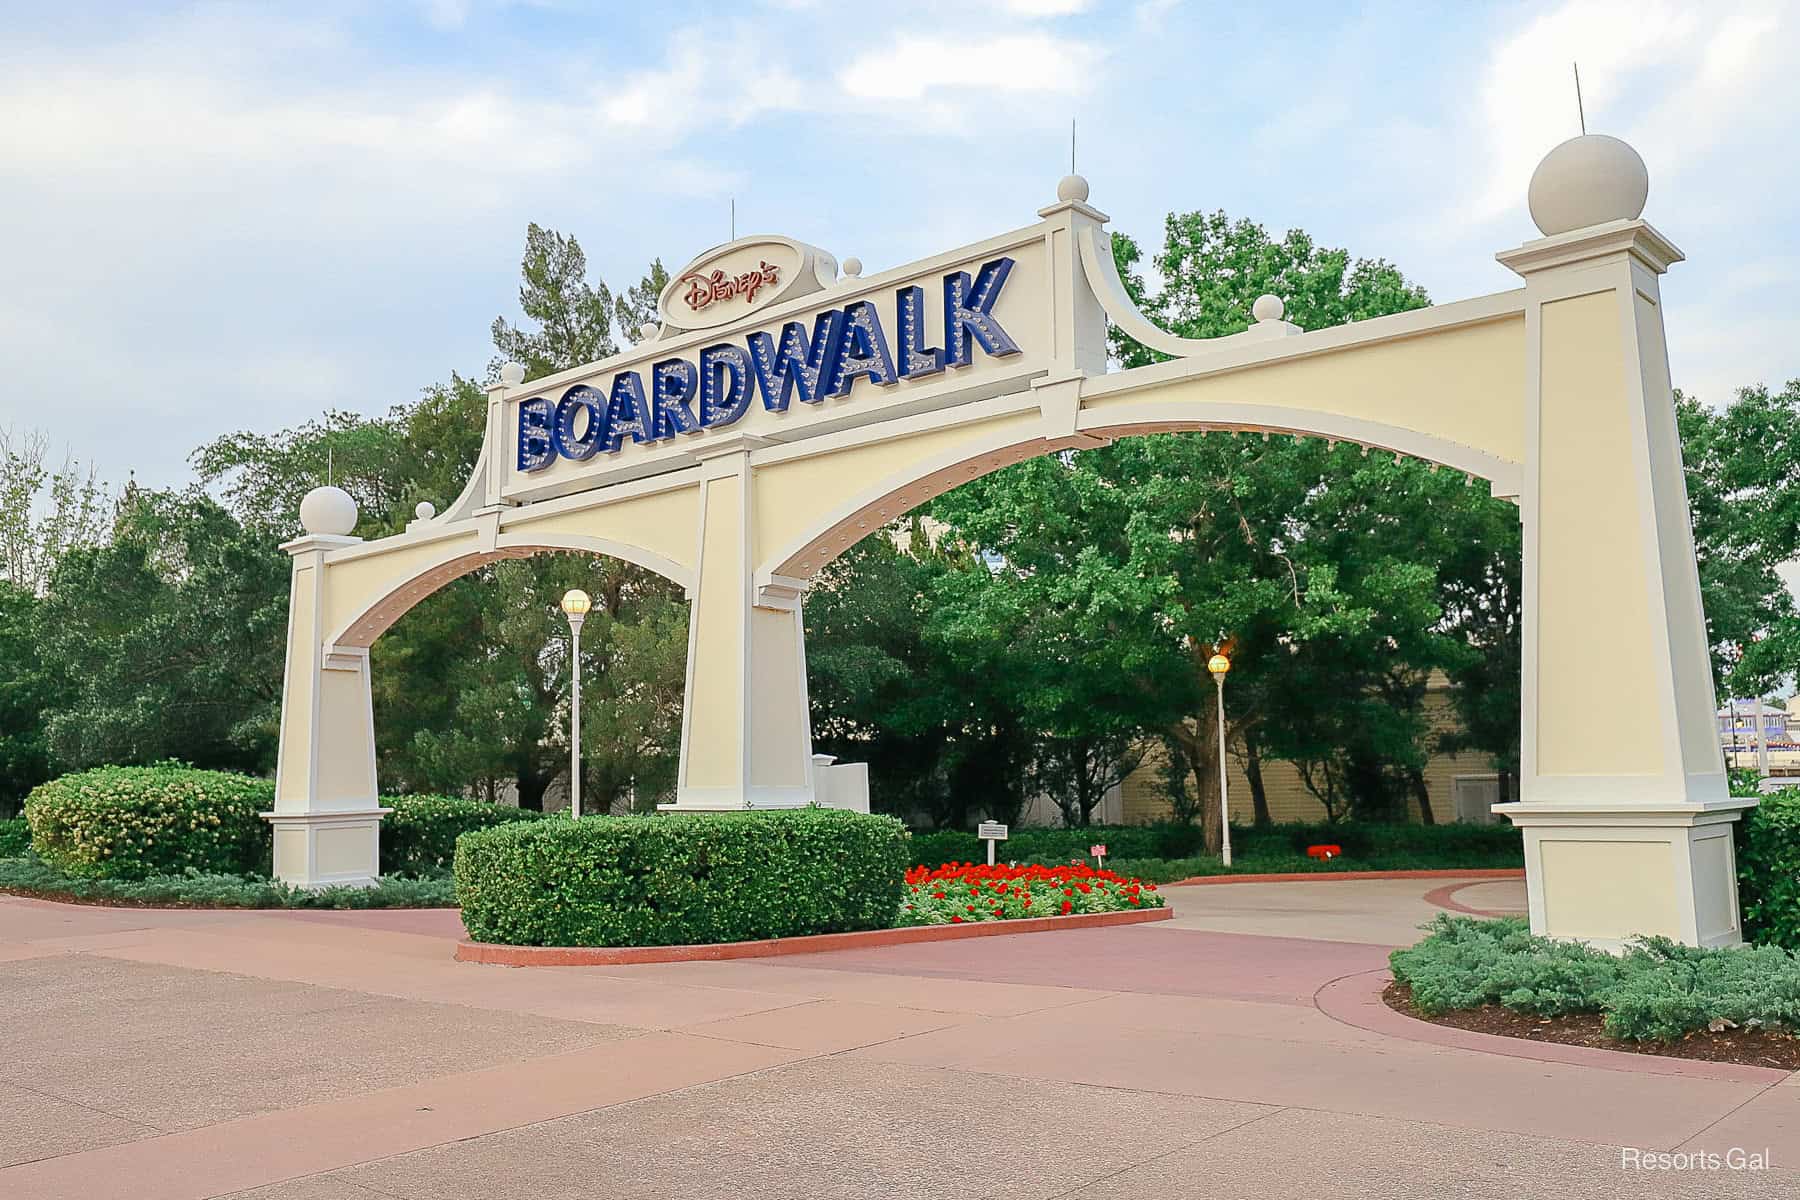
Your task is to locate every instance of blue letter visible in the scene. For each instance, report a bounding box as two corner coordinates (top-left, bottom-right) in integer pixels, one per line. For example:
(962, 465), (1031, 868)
(827, 300), (898, 397)
(747, 310), (847, 411)
(551, 385), (606, 461)
(517, 396), (554, 471)
(602, 372), (650, 450)
(944, 257), (1019, 367)
(896, 285), (943, 378)
(698, 343), (752, 428)
(650, 359), (701, 441)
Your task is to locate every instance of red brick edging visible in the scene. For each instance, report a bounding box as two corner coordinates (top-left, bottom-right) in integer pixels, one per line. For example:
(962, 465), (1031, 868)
(455, 905), (1173, 966)
(1313, 968), (1791, 1084)
(1167, 867), (1524, 887)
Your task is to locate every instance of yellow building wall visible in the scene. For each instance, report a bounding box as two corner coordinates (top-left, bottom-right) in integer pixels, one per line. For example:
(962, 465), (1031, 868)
(1118, 684), (1502, 825)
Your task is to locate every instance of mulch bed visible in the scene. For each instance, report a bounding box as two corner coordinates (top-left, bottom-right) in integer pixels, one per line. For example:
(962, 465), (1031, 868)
(1384, 980), (1800, 1071)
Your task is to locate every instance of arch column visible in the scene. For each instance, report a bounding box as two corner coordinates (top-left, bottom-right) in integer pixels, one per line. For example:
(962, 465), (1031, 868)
(1498, 219), (1753, 947)
(266, 532), (390, 888)
(664, 437), (822, 811)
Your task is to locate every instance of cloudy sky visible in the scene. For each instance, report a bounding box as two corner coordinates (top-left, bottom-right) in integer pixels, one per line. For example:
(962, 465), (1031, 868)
(2, 0), (1796, 496)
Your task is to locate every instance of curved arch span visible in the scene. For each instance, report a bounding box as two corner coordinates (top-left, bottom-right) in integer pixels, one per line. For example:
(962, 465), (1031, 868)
(759, 400), (1522, 587)
(324, 531), (695, 653)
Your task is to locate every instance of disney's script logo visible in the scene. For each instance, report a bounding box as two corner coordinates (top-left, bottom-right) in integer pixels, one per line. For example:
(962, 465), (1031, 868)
(680, 261), (782, 312)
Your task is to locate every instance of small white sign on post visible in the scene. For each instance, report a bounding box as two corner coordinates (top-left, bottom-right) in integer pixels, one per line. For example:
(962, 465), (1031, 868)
(978, 821), (1009, 866)
(1090, 843), (1107, 869)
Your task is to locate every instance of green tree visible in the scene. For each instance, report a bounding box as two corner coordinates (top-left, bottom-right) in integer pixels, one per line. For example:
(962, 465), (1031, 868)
(491, 224), (619, 381)
(0, 425), (109, 593)
(1678, 383), (1800, 697)
(36, 489), (289, 773)
(0, 582), (56, 813)
(926, 211), (1513, 845)
(615, 259), (670, 343)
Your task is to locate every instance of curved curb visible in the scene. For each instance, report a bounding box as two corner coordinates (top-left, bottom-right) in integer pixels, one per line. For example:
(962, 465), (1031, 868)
(1166, 867), (1524, 887)
(456, 906), (1173, 966)
(1313, 968), (1791, 1084)
(1421, 878), (1524, 918)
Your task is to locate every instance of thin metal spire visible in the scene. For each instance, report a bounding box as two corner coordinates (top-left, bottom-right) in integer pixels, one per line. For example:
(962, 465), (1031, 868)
(1573, 62), (1586, 134)
(1070, 118), (1076, 173)
(730, 197), (735, 242)
(326, 447), (333, 488)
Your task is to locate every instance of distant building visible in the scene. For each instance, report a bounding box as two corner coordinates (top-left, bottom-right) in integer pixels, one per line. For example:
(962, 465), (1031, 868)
(1719, 696), (1800, 777)
(1085, 672), (1509, 828)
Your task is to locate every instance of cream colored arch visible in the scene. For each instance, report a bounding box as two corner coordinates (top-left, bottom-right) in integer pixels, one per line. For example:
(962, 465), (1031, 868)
(321, 529), (695, 654)
(757, 395), (1525, 588)
(267, 155), (1753, 954)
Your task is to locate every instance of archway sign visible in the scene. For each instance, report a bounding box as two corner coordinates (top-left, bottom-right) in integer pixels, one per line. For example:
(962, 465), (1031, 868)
(273, 135), (1753, 948)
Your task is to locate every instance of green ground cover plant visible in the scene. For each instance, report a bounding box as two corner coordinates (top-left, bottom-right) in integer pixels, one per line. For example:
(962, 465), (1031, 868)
(456, 808), (910, 947)
(0, 853), (454, 908)
(1391, 914), (1800, 1042)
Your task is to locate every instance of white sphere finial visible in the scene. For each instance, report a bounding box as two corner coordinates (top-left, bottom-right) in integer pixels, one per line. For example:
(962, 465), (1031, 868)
(499, 361), (526, 387)
(299, 485), (358, 536)
(1527, 134), (1648, 236)
(1252, 294), (1285, 324)
(639, 321), (659, 341)
(414, 501), (436, 522)
(1056, 173), (1090, 203)
(842, 257), (863, 278)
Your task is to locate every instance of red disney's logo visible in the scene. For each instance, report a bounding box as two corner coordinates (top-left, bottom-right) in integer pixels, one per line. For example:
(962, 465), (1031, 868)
(680, 260), (781, 312)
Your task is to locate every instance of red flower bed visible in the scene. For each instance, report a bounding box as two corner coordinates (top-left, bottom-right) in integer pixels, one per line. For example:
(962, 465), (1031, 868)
(898, 862), (1165, 927)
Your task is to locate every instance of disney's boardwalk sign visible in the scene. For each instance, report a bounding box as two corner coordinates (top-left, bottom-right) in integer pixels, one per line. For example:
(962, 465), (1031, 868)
(497, 227), (1085, 503)
(517, 255), (1019, 468)
(273, 159), (1750, 962)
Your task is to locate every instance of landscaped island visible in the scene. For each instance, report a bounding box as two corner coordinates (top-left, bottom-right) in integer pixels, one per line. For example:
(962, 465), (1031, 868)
(1383, 786), (1800, 1069)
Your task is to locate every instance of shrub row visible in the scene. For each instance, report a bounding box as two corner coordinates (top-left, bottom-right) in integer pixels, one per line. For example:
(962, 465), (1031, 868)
(456, 808), (911, 947)
(1391, 914), (1800, 1042)
(1736, 787), (1800, 950)
(380, 793), (543, 876)
(910, 820), (1524, 872)
(22, 767), (548, 880)
(25, 765), (273, 879)
(0, 855), (455, 908)
(0, 816), (30, 858)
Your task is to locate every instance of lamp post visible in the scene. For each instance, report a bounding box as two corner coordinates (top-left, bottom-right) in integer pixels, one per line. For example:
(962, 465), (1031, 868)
(560, 589), (591, 818)
(1206, 651), (1232, 867)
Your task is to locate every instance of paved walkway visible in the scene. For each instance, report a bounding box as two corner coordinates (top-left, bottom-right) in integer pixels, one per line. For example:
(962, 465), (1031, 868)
(0, 875), (1792, 1199)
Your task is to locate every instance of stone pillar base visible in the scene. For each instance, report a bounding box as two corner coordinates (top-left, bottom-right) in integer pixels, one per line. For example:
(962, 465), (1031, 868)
(263, 809), (392, 889)
(1497, 800), (1755, 949)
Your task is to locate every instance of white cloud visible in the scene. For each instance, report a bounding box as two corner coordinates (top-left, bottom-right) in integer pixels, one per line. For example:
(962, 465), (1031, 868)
(1132, 0), (1180, 31)
(838, 32), (1097, 100)
(598, 25), (811, 135)
(1470, 0), (1788, 223)
(1001, 0), (1092, 15)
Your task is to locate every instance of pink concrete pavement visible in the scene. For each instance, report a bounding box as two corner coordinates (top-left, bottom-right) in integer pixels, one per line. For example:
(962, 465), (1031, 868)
(1, 878), (1793, 1199)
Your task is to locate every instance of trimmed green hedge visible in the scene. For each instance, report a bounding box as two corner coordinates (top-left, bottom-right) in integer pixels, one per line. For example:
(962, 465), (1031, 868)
(25, 766), (272, 879)
(910, 820), (1523, 871)
(0, 817), (28, 858)
(381, 794), (542, 876)
(1392, 914), (1800, 1042)
(456, 808), (911, 947)
(1737, 787), (1800, 949)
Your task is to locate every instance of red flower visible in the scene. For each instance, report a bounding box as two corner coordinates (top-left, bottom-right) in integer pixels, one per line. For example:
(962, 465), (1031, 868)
(951, 916), (964, 923)
(967, 905), (976, 913)
(1061, 900), (1073, 914)
(932, 891), (946, 900)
